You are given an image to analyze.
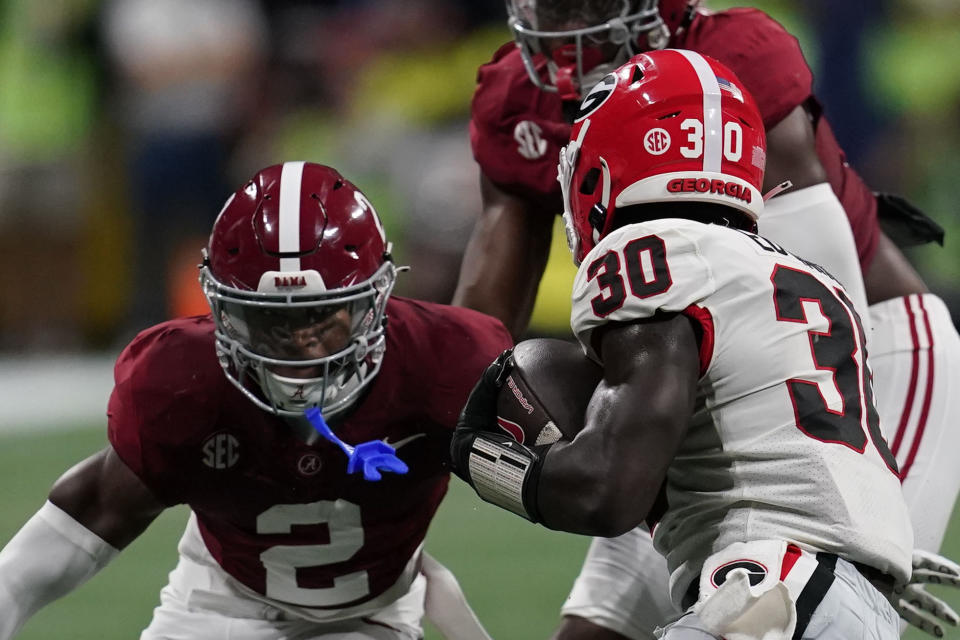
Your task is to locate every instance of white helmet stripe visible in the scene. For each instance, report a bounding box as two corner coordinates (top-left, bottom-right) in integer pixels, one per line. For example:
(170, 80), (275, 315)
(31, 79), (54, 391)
(279, 161), (305, 272)
(675, 50), (723, 173)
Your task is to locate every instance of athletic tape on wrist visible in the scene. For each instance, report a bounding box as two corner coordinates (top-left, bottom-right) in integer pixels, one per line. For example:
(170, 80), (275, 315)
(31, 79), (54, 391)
(467, 435), (540, 521)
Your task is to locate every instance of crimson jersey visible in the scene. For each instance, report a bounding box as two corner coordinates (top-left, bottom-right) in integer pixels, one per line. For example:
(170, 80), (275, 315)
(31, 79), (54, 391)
(469, 8), (879, 267)
(107, 297), (511, 610)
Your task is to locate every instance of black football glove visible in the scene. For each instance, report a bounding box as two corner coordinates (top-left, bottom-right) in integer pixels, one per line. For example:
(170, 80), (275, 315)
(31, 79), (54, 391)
(451, 349), (550, 523)
(450, 348), (515, 482)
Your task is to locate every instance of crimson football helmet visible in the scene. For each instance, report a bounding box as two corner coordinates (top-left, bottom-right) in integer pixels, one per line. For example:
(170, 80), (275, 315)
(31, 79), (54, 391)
(559, 49), (766, 264)
(200, 162), (397, 419)
(506, 0), (702, 100)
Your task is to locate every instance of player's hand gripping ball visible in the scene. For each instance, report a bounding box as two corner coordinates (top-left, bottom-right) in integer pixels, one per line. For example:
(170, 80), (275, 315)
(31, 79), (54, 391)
(450, 338), (603, 521)
(494, 338), (603, 445)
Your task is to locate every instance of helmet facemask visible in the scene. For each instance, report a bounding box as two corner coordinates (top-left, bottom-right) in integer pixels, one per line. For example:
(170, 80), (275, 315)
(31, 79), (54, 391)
(201, 259), (397, 419)
(506, 0), (667, 100)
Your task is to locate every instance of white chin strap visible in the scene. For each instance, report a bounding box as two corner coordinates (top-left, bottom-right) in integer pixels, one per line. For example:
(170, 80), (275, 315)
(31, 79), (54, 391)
(259, 362), (367, 416)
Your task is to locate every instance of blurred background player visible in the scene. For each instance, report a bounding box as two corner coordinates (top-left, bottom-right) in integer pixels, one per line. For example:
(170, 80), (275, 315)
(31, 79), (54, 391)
(454, 2), (960, 637)
(452, 49), (915, 640)
(0, 162), (510, 640)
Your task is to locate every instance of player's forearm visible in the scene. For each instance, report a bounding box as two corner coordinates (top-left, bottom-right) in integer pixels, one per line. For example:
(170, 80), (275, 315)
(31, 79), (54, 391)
(537, 413), (671, 537)
(537, 319), (698, 535)
(0, 501), (119, 639)
(453, 177), (555, 338)
(453, 229), (545, 339)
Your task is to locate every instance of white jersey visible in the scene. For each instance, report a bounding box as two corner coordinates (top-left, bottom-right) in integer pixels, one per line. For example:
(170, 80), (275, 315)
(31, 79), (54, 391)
(570, 218), (913, 605)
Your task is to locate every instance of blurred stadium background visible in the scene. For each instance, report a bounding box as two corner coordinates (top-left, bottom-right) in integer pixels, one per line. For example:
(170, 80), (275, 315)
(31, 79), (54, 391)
(1, 0), (959, 637)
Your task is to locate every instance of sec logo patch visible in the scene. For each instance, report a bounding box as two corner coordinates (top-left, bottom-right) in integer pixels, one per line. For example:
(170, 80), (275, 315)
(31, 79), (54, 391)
(644, 128), (671, 155)
(514, 121), (548, 160)
(202, 433), (240, 470)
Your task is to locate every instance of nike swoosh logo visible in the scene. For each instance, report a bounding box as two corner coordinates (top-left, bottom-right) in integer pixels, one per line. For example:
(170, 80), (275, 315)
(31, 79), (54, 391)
(382, 433), (427, 449)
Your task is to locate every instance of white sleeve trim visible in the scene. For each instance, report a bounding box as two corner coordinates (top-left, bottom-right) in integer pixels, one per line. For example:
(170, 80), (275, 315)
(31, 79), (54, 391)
(0, 501), (119, 640)
(38, 500), (118, 561)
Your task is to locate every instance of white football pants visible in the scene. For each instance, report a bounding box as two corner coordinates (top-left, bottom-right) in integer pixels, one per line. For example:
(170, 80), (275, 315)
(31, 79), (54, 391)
(655, 557), (899, 639)
(869, 293), (960, 553)
(140, 515), (424, 640)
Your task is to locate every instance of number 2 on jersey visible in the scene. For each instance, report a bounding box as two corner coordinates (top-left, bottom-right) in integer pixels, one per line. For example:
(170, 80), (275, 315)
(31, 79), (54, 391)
(257, 500), (368, 606)
(772, 265), (899, 475)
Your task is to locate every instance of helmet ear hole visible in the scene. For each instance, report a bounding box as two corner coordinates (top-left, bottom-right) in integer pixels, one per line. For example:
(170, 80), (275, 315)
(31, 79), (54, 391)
(579, 167), (602, 195)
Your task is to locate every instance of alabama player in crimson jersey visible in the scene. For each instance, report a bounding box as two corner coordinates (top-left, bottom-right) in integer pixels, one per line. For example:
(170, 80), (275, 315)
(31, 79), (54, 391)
(452, 50), (926, 640)
(0, 162), (511, 640)
(454, 2), (960, 638)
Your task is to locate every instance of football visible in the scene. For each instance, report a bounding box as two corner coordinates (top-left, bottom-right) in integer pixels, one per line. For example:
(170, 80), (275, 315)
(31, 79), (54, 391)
(495, 338), (603, 446)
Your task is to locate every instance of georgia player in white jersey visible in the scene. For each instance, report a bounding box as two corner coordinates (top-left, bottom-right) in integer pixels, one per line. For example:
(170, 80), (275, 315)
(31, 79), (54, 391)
(461, 4), (960, 638)
(541, 28), (960, 640)
(452, 49), (919, 639)
(562, 50), (913, 639)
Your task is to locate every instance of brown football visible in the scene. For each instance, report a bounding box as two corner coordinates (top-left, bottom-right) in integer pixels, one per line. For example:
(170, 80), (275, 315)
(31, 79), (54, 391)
(495, 338), (603, 446)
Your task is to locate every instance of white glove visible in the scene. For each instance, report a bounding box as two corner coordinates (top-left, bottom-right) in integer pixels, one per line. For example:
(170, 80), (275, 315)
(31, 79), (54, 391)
(889, 550), (960, 638)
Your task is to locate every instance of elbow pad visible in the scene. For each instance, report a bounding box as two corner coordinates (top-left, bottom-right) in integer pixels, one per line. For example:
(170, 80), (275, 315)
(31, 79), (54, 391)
(0, 501), (118, 640)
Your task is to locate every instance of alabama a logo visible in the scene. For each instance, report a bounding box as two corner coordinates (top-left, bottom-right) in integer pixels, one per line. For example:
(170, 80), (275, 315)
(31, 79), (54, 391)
(290, 385), (307, 401)
(297, 453), (322, 476)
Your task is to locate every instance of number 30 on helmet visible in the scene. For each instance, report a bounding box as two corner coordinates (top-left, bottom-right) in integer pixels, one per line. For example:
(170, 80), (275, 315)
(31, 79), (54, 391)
(200, 162), (397, 419)
(558, 49), (767, 264)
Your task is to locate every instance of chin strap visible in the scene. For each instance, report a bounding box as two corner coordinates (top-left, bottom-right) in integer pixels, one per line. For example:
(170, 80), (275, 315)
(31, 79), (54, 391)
(763, 180), (794, 201)
(550, 42), (609, 101)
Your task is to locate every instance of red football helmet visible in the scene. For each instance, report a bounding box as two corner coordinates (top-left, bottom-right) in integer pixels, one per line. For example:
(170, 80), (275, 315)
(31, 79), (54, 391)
(559, 49), (766, 264)
(200, 162), (397, 419)
(506, 0), (702, 100)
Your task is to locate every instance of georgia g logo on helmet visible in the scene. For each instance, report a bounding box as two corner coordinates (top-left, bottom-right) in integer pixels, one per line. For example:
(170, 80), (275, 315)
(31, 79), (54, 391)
(574, 73), (617, 122)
